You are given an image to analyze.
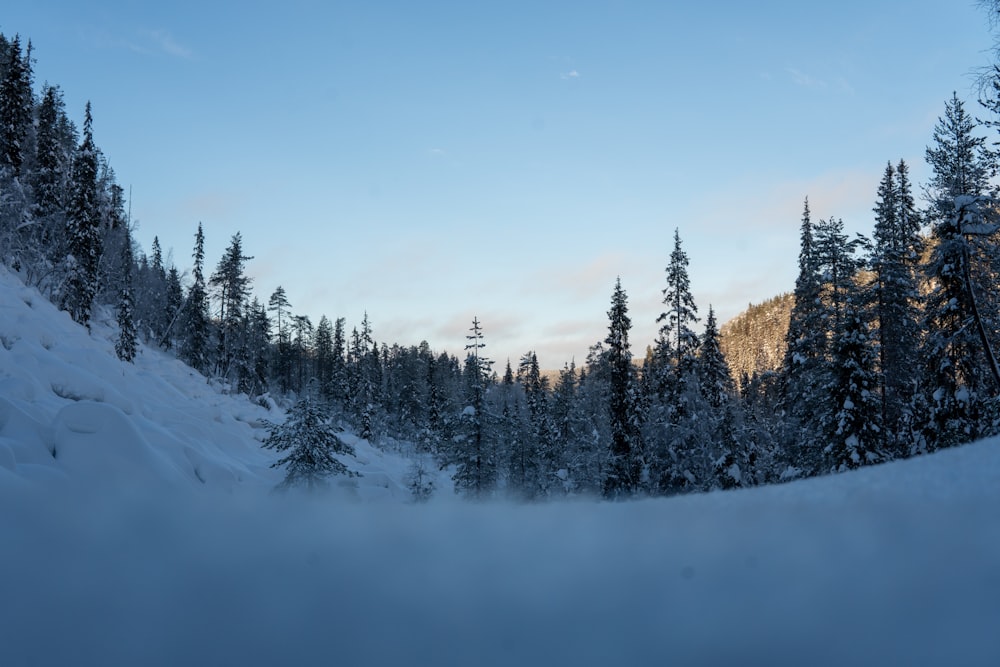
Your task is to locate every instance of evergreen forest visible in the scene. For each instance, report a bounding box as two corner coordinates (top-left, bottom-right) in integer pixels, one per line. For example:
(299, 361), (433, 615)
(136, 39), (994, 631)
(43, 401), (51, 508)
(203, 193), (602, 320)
(4, 23), (1000, 500)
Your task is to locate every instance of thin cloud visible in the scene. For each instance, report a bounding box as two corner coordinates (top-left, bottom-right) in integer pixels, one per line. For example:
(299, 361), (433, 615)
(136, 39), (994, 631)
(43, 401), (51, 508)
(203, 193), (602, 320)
(428, 148), (446, 156)
(560, 69), (581, 80)
(144, 30), (194, 59)
(786, 67), (854, 95)
(786, 67), (826, 89)
(122, 29), (194, 59)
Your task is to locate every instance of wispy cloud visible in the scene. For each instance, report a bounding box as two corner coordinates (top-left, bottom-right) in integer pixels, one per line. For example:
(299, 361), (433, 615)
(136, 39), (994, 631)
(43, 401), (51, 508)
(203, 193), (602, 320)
(560, 69), (581, 81)
(428, 148), (446, 156)
(120, 29), (194, 59)
(786, 67), (825, 89)
(785, 67), (853, 95)
(144, 30), (194, 59)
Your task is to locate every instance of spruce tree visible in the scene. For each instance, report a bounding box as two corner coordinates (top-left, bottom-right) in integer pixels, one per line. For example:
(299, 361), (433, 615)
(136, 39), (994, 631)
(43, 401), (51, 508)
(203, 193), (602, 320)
(62, 102), (102, 329)
(262, 392), (359, 492)
(32, 85), (73, 218)
(921, 93), (999, 447)
(269, 285), (293, 392)
(210, 232), (253, 381)
(115, 231), (137, 362)
(181, 223), (211, 373)
(657, 228), (700, 376)
(603, 278), (643, 497)
(780, 199), (843, 474)
(823, 282), (882, 471)
(449, 316), (497, 498)
(0, 35), (32, 177)
(314, 315), (335, 401)
(870, 160), (922, 456)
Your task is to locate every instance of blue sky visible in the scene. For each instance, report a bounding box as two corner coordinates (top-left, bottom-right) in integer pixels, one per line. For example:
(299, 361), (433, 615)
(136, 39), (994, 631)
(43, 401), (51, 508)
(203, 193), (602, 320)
(3, 1), (995, 368)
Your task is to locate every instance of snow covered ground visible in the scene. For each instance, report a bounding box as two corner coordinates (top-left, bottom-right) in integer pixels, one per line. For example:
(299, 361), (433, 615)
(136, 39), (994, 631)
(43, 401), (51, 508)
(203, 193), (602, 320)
(2, 266), (999, 666)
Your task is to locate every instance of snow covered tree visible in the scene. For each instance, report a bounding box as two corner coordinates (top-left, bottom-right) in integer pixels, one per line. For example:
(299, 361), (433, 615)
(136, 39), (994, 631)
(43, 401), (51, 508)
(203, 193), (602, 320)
(262, 392), (358, 492)
(115, 231), (137, 363)
(603, 278), (643, 497)
(31, 85), (74, 219)
(656, 228), (700, 378)
(313, 315), (335, 401)
(22, 84), (75, 285)
(61, 102), (102, 329)
(921, 93), (999, 447)
(513, 350), (557, 499)
(699, 306), (734, 409)
(0, 35), (33, 177)
(448, 316), (497, 498)
(210, 232), (253, 381)
(823, 282), (883, 471)
(782, 199), (826, 421)
(180, 223), (211, 373)
(779, 201), (863, 474)
(405, 458), (436, 502)
(870, 160), (923, 456)
(269, 285), (293, 392)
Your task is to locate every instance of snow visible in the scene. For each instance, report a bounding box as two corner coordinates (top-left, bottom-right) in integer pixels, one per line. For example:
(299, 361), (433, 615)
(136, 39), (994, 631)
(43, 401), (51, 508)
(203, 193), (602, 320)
(1, 266), (1000, 665)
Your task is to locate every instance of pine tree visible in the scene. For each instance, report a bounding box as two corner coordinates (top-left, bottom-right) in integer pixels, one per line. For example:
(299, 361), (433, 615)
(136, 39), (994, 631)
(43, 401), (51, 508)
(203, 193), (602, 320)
(314, 315), (335, 401)
(262, 392), (359, 492)
(449, 316), (497, 498)
(603, 278), (643, 497)
(822, 272), (883, 471)
(331, 316), (348, 404)
(181, 223), (211, 373)
(32, 85), (74, 219)
(921, 93), (999, 447)
(656, 228), (700, 377)
(269, 285), (293, 392)
(62, 102), (102, 329)
(699, 306), (734, 409)
(210, 232), (253, 381)
(870, 160), (922, 456)
(783, 199), (824, 394)
(115, 231), (137, 362)
(0, 35), (33, 177)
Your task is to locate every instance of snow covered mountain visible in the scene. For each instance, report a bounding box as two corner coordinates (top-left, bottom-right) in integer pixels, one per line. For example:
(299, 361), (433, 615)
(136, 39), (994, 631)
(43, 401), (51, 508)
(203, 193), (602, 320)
(1, 266), (999, 666)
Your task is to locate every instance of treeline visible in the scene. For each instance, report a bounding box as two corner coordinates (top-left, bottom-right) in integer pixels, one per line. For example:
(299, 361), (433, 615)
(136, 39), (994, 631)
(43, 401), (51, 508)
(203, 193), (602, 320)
(3, 32), (1000, 500)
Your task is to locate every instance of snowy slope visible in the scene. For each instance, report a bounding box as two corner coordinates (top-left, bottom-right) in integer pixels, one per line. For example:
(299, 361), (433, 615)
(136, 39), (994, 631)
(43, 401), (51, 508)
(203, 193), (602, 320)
(1, 266), (999, 666)
(0, 266), (427, 499)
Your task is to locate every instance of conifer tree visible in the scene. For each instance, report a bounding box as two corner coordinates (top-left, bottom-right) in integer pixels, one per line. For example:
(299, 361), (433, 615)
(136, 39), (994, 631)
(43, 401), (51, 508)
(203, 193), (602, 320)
(269, 285), (293, 392)
(657, 228), (700, 376)
(699, 306), (734, 409)
(449, 316), (497, 498)
(921, 93), (998, 447)
(210, 232), (253, 381)
(181, 223), (211, 373)
(780, 198), (832, 473)
(331, 316), (348, 404)
(115, 231), (137, 362)
(262, 391), (358, 492)
(62, 102), (101, 329)
(314, 315), (335, 401)
(0, 35), (32, 177)
(603, 278), (643, 497)
(871, 160), (922, 455)
(31, 85), (74, 218)
(823, 283), (882, 471)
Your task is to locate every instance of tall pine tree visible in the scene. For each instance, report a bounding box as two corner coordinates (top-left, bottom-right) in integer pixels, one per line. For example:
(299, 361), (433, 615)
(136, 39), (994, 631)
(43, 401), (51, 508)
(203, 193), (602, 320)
(61, 102), (101, 329)
(603, 278), (643, 497)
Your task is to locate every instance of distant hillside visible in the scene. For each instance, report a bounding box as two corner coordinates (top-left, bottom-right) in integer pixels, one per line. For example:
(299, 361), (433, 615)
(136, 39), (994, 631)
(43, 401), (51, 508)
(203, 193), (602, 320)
(720, 293), (793, 389)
